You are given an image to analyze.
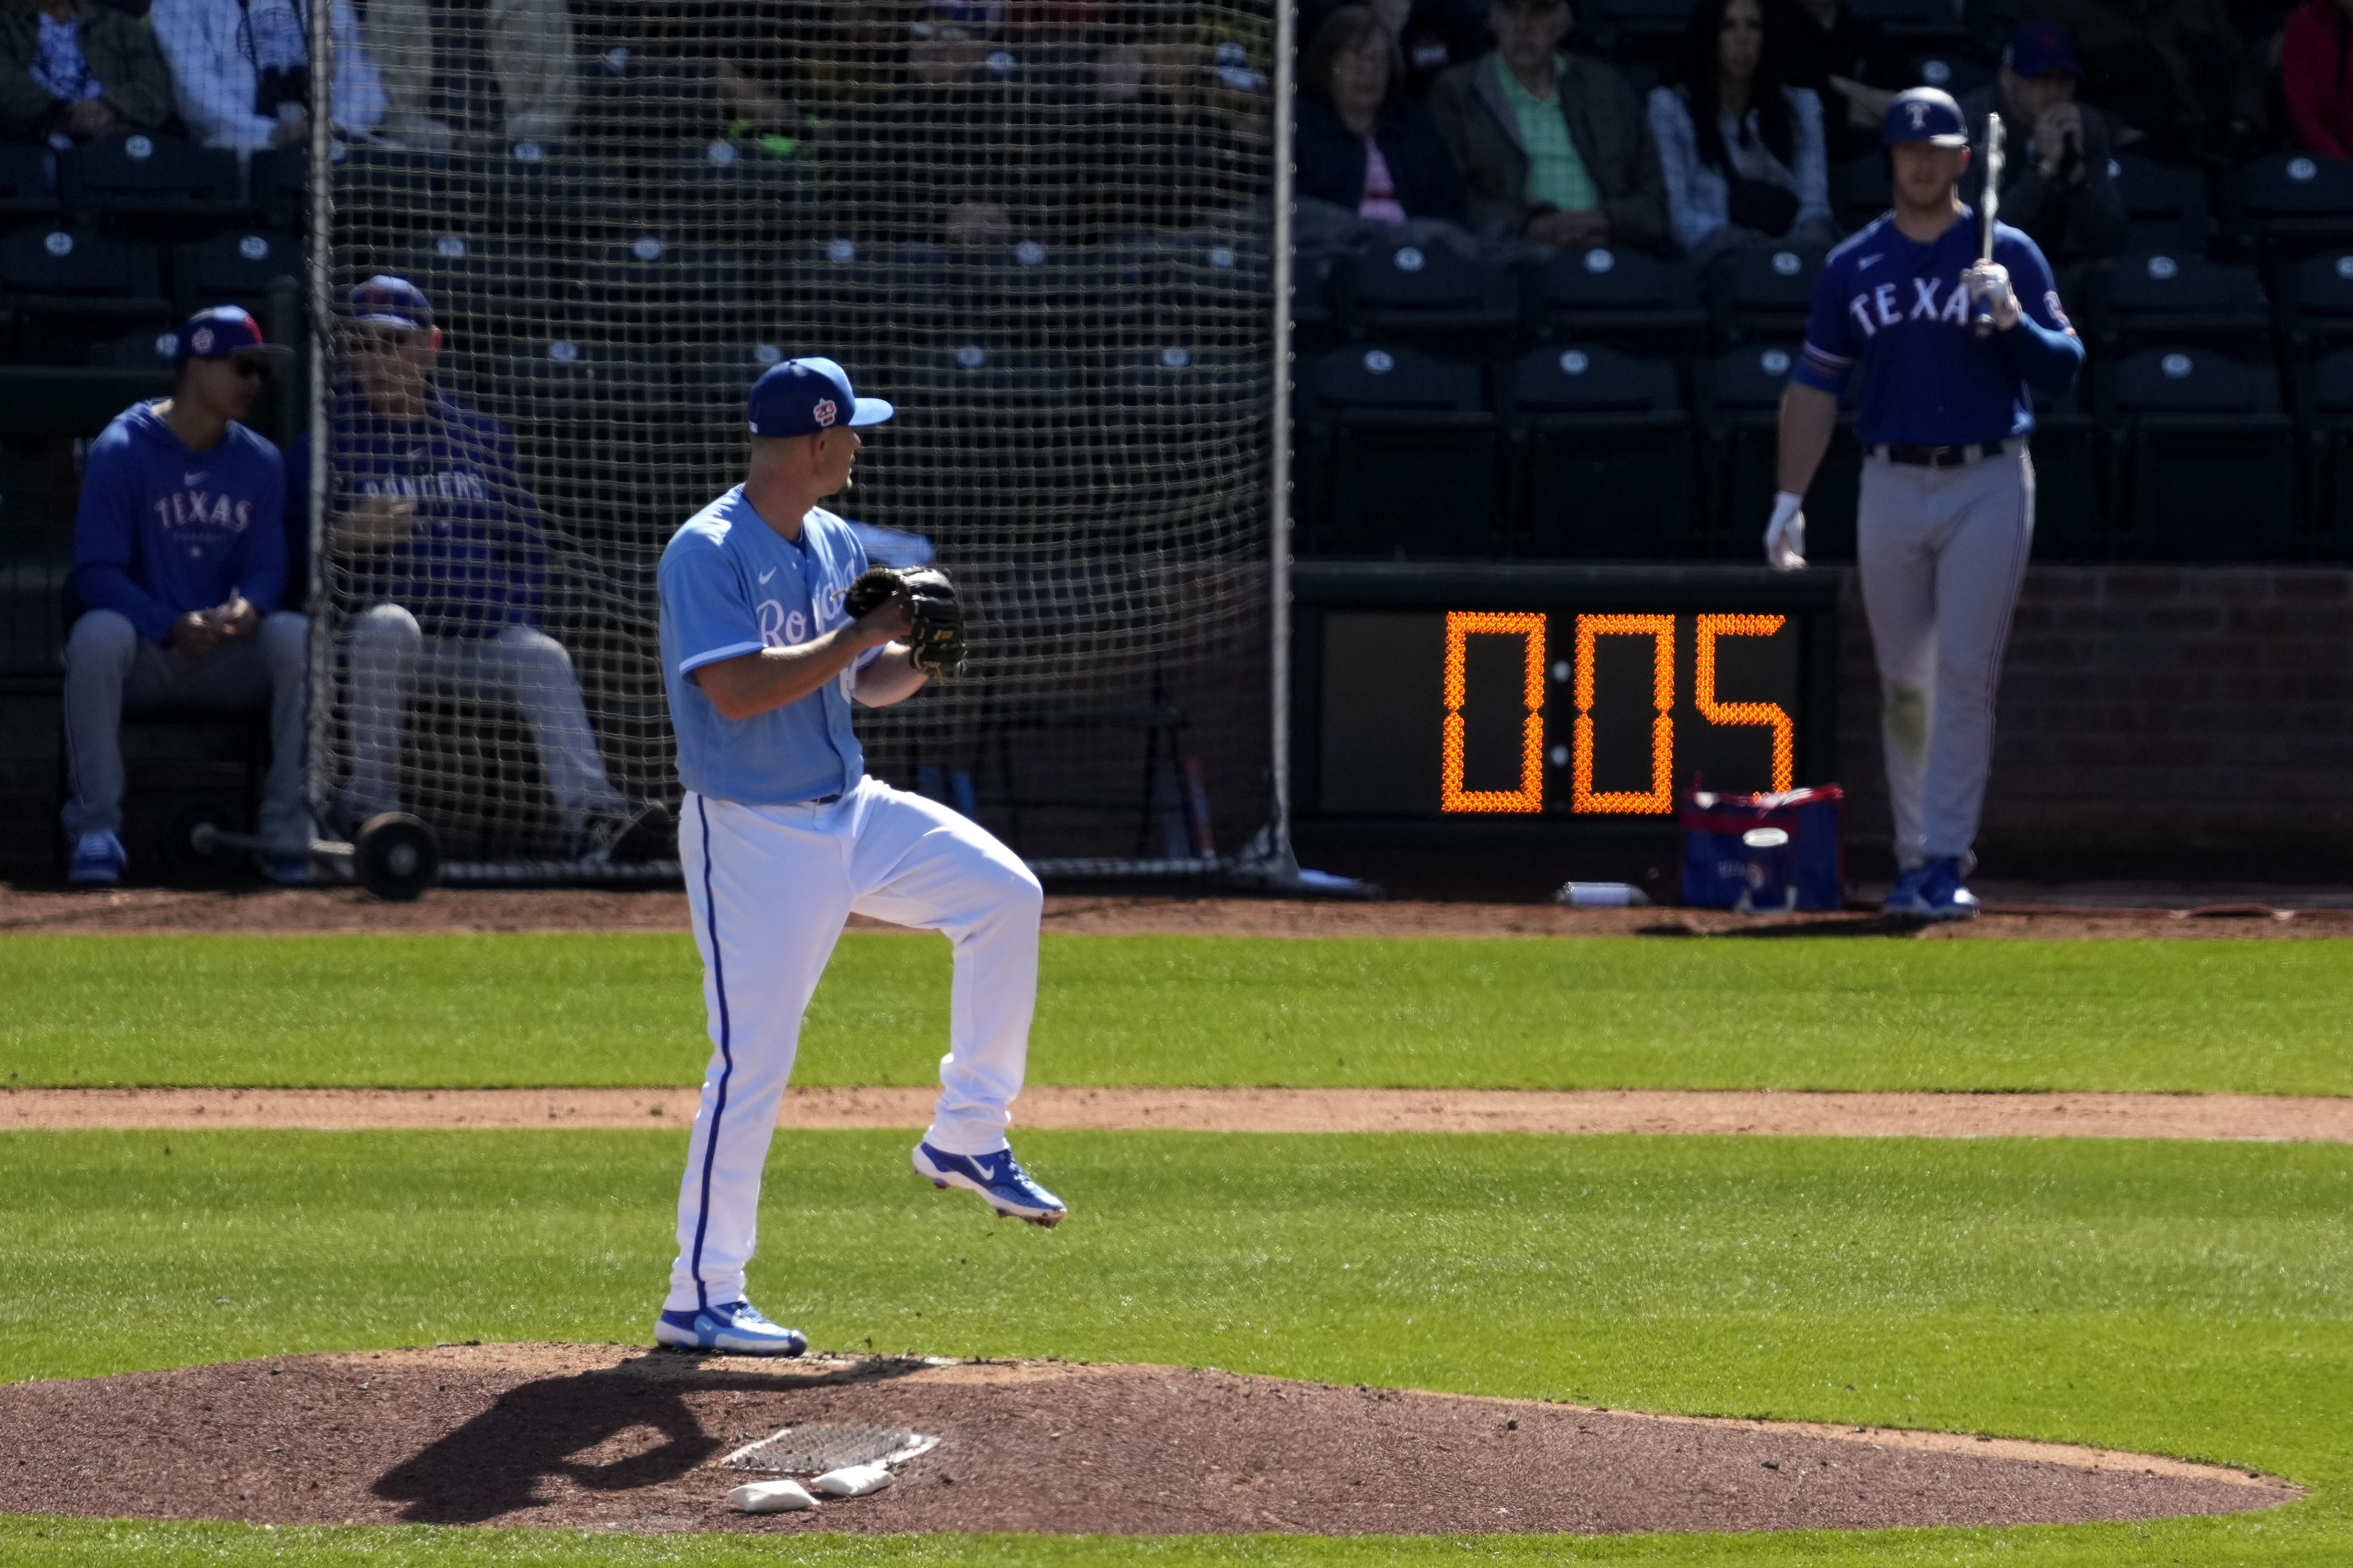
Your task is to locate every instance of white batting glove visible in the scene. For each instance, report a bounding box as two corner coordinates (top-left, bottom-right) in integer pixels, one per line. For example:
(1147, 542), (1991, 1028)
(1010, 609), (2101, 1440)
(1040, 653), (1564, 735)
(1763, 490), (1806, 572)
(1961, 261), (2022, 330)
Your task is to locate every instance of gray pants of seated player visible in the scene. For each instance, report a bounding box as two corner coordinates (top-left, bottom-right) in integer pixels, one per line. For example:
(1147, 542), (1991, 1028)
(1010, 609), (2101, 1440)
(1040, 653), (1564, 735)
(61, 608), (312, 844)
(1856, 442), (2034, 870)
(341, 602), (626, 829)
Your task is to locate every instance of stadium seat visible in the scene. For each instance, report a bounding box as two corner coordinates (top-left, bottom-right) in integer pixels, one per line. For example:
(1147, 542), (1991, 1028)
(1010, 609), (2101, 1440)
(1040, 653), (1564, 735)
(1294, 344), (1500, 557)
(1699, 342), (1859, 559)
(359, 231), (555, 342)
(1522, 244), (1704, 351)
(2096, 347), (2295, 560)
(1829, 154), (1892, 232)
(2085, 246), (2269, 356)
(0, 225), (170, 362)
(0, 352), (166, 436)
(172, 228), (301, 317)
(1707, 243), (1825, 344)
(914, 342), (1087, 524)
(2026, 381), (2102, 559)
(627, 139), (813, 246)
(784, 236), (954, 336)
(246, 145), (308, 233)
(1336, 230), (1520, 347)
(0, 143), (58, 225)
(960, 237), (1075, 347)
(1587, 0), (1692, 69)
(1103, 344), (1260, 413)
(2226, 152), (2353, 267)
(57, 132), (246, 239)
(2279, 250), (2353, 359)
(2299, 346), (2353, 560)
(1907, 51), (1992, 96)
(328, 146), (458, 240)
(573, 232), (771, 332)
(1501, 343), (1697, 557)
(2108, 153), (2209, 251)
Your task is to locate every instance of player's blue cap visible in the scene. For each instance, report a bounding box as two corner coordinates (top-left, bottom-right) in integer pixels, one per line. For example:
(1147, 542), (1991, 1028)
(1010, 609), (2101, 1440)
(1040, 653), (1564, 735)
(351, 275), (434, 331)
(1882, 86), (1969, 148)
(747, 357), (894, 438)
(172, 305), (291, 366)
(2002, 21), (2080, 79)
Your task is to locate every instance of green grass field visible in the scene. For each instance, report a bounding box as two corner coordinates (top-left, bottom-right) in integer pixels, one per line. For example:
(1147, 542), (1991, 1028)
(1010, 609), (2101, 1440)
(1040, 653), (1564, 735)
(5, 927), (2350, 1564)
(0, 1128), (2347, 1564)
(8, 932), (2353, 1093)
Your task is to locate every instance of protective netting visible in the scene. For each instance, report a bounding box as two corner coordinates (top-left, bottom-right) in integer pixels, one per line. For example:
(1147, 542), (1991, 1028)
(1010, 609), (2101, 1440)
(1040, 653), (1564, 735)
(311, 1), (1277, 867)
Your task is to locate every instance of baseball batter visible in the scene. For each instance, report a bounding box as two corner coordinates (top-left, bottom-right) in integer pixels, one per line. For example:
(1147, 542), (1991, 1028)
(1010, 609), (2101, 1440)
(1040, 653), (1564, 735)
(1768, 86), (2083, 920)
(652, 356), (1061, 1357)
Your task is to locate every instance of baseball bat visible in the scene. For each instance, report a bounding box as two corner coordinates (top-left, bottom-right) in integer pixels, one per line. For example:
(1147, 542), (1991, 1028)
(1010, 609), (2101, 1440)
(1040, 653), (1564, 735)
(1974, 114), (2006, 338)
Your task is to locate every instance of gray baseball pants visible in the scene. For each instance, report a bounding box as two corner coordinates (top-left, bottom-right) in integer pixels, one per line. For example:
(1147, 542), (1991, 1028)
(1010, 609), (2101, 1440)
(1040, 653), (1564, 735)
(1855, 441), (2034, 871)
(61, 608), (311, 843)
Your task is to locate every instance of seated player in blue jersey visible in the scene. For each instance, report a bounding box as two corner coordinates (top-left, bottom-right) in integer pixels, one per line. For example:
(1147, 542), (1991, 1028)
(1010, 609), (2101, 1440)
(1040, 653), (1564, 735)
(61, 307), (307, 887)
(294, 278), (663, 860)
(1767, 87), (2083, 920)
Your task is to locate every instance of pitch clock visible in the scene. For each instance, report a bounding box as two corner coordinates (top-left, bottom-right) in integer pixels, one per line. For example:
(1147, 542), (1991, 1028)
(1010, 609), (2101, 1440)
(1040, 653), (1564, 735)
(1291, 562), (1843, 824)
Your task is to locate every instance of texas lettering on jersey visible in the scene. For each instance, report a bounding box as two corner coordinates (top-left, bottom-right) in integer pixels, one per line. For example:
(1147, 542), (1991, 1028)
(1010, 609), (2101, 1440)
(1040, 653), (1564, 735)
(151, 488), (257, 531)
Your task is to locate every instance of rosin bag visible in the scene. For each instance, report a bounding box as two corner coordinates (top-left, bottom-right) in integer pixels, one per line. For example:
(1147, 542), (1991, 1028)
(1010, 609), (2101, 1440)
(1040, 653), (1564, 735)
(1680, 785), (1845, 912)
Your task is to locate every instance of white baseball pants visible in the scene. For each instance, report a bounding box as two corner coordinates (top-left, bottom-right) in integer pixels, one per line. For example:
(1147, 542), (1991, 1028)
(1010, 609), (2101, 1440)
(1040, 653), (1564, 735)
(665, 779), (1045, 1314)
(1856, 442), (2034, 870)
(340, 603), (628, 830)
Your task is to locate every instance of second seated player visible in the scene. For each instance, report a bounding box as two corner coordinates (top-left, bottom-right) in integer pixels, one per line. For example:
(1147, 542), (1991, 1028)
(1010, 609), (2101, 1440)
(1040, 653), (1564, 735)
(297, 277), (658, 857)
(652, 357), (1060, 1357)
(1766, 87), (2083, 921)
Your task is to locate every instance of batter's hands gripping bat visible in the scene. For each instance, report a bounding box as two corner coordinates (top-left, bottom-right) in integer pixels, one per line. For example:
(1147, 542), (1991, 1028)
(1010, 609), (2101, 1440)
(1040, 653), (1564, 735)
(1973, 114), (2005, 338)
(844, 564), (968, 678)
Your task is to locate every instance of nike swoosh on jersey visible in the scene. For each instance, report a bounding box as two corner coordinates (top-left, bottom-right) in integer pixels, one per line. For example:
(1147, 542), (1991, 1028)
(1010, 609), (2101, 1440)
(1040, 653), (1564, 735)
(406, 445), (427, 458)
(184, 471), (207, 485)
(1857, 255), (1882, 270)
(758, 568), (777, 583)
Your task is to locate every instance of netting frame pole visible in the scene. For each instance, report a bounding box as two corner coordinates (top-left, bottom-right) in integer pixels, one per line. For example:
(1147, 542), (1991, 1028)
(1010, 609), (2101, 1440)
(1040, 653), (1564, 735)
(301, 0), (336, 833)
(1265, 0), (1298, 864)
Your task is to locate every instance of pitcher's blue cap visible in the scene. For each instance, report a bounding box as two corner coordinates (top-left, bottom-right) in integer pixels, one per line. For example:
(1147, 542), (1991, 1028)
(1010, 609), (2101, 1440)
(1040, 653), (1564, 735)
(748, 357), (893, 438)
(174, 305), (291, 366)
(1883, 86), (1969, 148)
(351, 275), (433, 331)
(2002, 21), (2080, 79)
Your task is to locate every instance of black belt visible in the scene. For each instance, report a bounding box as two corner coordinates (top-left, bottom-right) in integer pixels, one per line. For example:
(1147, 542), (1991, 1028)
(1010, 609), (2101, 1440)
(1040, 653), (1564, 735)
(1876, 441), (2004, 468)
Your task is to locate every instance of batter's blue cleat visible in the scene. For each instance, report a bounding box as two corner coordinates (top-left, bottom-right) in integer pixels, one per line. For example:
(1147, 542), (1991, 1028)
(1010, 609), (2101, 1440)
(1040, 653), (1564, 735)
(68, 831), (126, 887)
(913, 1141), (1067, 1227)
(1885, 858), (1979, 920)
(654, 1300), (807, 1356)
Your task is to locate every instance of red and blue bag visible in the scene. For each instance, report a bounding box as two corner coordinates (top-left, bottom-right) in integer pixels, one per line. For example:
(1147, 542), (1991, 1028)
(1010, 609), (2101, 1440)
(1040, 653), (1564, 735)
(1680, 785), (1845, 912)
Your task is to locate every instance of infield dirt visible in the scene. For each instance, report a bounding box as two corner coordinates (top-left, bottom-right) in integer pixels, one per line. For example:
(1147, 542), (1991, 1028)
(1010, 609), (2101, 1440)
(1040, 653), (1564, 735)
(0, 1345), (2296, 1538)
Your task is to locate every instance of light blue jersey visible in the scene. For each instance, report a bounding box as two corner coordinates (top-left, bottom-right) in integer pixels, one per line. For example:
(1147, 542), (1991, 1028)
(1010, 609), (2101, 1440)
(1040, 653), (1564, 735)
(657, 488), (873, 805)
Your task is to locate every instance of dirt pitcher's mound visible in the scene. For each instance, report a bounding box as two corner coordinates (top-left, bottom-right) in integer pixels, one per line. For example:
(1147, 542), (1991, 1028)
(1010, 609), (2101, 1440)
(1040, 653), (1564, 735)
(0, 1344), (2296, 1538)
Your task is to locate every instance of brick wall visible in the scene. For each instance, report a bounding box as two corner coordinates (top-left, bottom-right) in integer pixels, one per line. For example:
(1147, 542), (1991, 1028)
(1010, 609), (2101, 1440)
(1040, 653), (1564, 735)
(1836, 567), (2353, 881)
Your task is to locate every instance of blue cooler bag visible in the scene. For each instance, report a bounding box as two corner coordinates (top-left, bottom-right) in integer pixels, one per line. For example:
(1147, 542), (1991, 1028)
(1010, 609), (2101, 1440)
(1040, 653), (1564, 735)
(1680, 786), (1845, 912)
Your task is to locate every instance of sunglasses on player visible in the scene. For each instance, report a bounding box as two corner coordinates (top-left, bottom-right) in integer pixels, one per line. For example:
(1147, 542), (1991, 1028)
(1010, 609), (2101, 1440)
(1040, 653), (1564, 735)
(226, 356), (273, 381)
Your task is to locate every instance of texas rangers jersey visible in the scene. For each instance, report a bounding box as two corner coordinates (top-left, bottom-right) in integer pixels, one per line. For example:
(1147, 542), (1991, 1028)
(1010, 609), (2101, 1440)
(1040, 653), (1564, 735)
(658, 490), (875, 806)
(1791, 208), (2082, 450)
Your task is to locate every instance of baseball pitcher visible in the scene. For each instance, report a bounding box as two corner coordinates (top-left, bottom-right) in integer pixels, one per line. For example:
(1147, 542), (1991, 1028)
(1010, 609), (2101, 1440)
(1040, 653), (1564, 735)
(1766, 87), (2083, 920)
(651, 357), (1063, 1357)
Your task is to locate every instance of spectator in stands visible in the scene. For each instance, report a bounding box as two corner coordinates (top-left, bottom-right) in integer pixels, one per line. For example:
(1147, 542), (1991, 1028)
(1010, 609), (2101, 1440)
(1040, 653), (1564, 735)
(364, 0), (575, 153)
(294, 278), (658, 859)
(0, 0), (176, 146)
(2283, 0), (2353, 160)
(2020, 0), (2258, 163)
(1294, 3), (1465, 225)
(1766, 0), (1907, 163)
(149, 0), (384, 154)
(61, 307), (306, 887)
(1305, 0), (1488, 102)
(1647, 0), (1834, 265)
(1960, 23), (2127, 263)
(1428, 0), (1669, 249)
(1088, 0), (1273, 234)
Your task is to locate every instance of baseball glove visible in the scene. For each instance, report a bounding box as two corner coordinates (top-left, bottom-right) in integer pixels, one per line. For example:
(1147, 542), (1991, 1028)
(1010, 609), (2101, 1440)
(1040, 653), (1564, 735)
(843, 565), (968, 678)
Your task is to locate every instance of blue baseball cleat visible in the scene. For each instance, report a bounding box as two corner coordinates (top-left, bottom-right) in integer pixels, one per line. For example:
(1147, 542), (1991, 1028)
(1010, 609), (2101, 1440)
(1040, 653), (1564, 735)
(1884, 857), (1979, 921)
(654, 1299), (807, 1356)
(260, 854), (309, 886)
(68, 831), (126, 887)
(913, 1141), (1067, 1227)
